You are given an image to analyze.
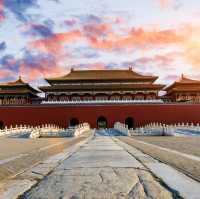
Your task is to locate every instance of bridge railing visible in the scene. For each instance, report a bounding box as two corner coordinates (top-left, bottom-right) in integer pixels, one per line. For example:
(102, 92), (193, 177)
(0, 123), (90, 138)
(132, 122), (200, 136)
(30, 124), (66, 138)
(113, 122), (131, 136)
(114, 121), (200, 136)
(69, 123), (91, 137)
(0, 125), (34, 136)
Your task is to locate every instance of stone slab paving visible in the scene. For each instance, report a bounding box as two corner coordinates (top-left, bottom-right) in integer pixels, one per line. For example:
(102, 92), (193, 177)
(20, 132), (173, 199)
(134, 139), (200, 162)
(148, 163), (200, 199)
(0, 132), (94, 199)
(115, 137), (200, 199)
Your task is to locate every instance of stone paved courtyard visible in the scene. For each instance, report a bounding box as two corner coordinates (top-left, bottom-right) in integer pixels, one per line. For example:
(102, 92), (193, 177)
(0, 129), (199, 199)
(0, 136), (88, 182)
(20, 131), (175, 199)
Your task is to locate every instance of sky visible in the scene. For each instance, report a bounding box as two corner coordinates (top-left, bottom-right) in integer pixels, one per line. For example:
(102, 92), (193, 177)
(0, 0), (200, 87)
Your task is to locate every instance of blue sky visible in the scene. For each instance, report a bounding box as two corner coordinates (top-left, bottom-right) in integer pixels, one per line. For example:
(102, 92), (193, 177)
(0, 0), (200, 86)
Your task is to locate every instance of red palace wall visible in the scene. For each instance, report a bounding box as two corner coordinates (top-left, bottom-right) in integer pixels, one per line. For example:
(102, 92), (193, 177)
(0, 104), (200, 128)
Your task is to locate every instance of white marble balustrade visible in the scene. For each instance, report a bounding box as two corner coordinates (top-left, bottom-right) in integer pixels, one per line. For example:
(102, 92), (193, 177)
(131, 122), (200, 136)
(114, 122), (130, 136)
(0, 125), (33, 137)
(30, 124), (66, 138)
(0, 123), (90, 138)
(73, 123), (90, 137)
(42, 99), (164, 105)
(114, 121), (200, 136)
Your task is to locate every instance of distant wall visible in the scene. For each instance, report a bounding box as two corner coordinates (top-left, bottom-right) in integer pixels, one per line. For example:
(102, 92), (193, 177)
(0, 104), (200, 128)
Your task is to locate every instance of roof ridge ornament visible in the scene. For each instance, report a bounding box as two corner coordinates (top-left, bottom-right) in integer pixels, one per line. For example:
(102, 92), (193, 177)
(71, 67), (74, 72)
(128, 66), (133, 71)
(14, 75), (26, 85)
(179, 73), (186, 82)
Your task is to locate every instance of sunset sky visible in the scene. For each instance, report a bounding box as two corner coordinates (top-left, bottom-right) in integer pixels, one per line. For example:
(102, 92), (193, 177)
(0, 0), (200, 86)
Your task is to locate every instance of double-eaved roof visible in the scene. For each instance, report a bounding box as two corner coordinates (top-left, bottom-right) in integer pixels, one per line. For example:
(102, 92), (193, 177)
(40, 68), (165, 92)
(0, 77), (39, 96)
(164, 74), (200, 94)
(45, 68), (159, 83)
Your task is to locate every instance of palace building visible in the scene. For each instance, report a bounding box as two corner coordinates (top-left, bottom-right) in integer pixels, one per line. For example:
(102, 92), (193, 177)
(1, 69), (200, 105)
(1, 68), (200, 129)
(39, 68), (165, 102)
(0, 77), (39, 105)
(164, 74), (200, 103)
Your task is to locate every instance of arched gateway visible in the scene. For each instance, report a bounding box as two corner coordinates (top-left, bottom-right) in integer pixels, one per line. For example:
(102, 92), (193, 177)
(125, 117), (134, 129)
(69, 118), (79, 127)
(0, 121), (4, 129)
(97, 116), (107, 129)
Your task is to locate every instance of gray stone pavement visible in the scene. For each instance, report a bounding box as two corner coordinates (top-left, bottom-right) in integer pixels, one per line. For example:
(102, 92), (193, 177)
(20, 131), (174, 199)
(0, 133), (93, 199)
(0, 137), (73, 161)
(115, 138), (200, 199)
(132, 139), (200, 162)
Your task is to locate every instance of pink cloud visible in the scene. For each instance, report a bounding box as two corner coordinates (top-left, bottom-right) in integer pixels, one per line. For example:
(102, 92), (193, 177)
(83, 23), (111, 38)
(164, 74), (179, 81)
(64, 19), (77, 26)
(19, 60), (67, 82)
(114, 17), (125, 24)
(22, 19), (200, 83)
(0, 0), (5, 22)
(134, 52), (182, 70)
(155, 0), (173, 8)
(79, 62), (107, 70)
(0, 69), (13, 79)
(177, 25), (200, 69)
(87, 27), (184, 50)
(29, 30), (82, 54)
(155, 0), (182, 10)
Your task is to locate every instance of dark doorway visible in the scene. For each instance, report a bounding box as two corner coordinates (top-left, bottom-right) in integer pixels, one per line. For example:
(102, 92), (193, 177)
(97, 116), (107, 129)
(125, 117), (134, 129)
(69, 118), (79, 127)
(0, 121), (4, 129)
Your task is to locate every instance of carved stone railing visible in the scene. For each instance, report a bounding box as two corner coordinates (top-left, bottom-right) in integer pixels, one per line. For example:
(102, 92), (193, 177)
(30, 125), (66, 138)
(41, 99), (164, 105)
(68, 123), (90, 137)
(113, 122), (130, 136)
(131, 122), (200, 136)
(0, 123), (90, 138)
(0, 125), (34, 137)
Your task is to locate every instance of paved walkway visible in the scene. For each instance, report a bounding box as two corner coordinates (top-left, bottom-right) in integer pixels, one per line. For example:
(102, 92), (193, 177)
(133, 139), (200, 162)
(21, 130), (174, 199)
(0, 136), (88, 183)
(115, 137), (200, 199)
(0, 137), (73, 161)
